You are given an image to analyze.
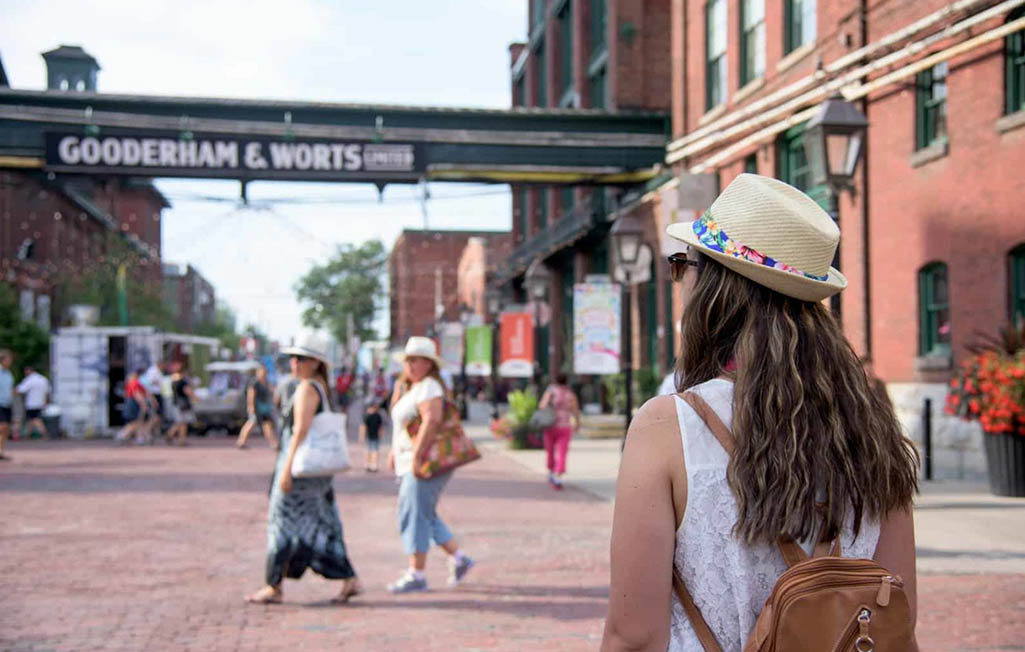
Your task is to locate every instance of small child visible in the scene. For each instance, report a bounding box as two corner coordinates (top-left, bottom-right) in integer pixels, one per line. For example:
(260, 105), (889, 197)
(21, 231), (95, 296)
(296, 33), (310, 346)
(360, 400), (385, 472)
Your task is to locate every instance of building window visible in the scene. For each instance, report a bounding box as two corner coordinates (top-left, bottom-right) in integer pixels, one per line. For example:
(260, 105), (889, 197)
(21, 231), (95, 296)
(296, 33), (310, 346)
(532, 0), (547, 30)
(590, 0), (607, 55)
(915, 62), (948, 150)
(589, 65), (607, 108)
(538, 187), (549, 229)
(559, 3), (573, 101)
(918, 262), (951, 357)
(535, 40), (548, 107)
(777, 124), (829, 209)
(744, 152), (758, 174)
(519, 186), (529, 241)
(740, 0), (765, 86)
(1011, 244), (1025, 321)
(705, 0), (728, 110)
(784, 0), (816, 54)
(1007, 7), (1025, 115)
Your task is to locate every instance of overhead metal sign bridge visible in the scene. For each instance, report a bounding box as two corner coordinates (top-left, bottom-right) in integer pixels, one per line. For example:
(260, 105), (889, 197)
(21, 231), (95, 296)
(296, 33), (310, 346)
(0, 89), (668, 187)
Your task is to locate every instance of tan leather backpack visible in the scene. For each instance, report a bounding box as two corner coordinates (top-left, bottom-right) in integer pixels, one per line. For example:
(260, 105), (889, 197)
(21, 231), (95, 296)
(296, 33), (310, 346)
(669, 392), (914, 652)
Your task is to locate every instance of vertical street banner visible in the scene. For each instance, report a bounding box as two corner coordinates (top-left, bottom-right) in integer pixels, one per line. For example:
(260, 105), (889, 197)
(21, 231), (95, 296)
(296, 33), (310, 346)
(438, 323), (465, 373)
(573, 282), (622, 375)
(464, 325), (492, 376)
(499, 312), (534, 378)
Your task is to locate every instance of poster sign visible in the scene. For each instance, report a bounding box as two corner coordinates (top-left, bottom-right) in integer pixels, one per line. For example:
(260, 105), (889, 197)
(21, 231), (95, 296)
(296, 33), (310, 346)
(438, 323), (465, 372)
(464, 325), (492, 376)
(44, 131), (424, 180)
(499, 312), (534, 378)
(573, 282), (621, 375)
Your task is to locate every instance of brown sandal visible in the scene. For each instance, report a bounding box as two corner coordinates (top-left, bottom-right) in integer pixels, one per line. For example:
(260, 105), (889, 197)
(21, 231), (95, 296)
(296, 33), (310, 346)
(330, 579), (362, 604)
(244, 586), (282, 604)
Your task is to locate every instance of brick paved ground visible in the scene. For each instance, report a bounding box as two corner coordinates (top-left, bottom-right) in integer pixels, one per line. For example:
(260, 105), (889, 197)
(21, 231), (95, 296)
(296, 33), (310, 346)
(1, 436), (1023, 651)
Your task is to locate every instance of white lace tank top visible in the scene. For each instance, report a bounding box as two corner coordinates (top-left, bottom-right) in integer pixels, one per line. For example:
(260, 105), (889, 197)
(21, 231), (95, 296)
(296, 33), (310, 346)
(669, 379), (881, 652)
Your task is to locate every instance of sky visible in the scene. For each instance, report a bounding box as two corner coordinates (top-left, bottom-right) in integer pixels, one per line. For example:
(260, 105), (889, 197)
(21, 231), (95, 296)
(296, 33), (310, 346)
(0, 0), (526, 342)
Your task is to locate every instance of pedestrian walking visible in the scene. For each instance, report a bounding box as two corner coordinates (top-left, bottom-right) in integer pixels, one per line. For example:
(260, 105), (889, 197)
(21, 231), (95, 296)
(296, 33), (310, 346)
(16, 364), (50, 439)
(0, 350), (14, 459)
(236, 366), (279, 450)
(116, 370), (150, 444)
(602, 175), (921, 651)
(360, 400), (384, 472)
(245, 334), (360, 605)
(386, 336), (474, 593)
(166, 364), (195, 446)
(335, 366), (354, 412)
(537, 373), (581, 490)
(141, 361), (165, 440)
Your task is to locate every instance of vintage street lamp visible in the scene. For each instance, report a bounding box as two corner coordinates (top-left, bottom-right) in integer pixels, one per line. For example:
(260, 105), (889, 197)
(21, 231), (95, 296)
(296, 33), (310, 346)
(524, 258), (551, 391)
(484, 286), (503, 420)
(609, 211), (647, 446)
(803, 93), (868, 319)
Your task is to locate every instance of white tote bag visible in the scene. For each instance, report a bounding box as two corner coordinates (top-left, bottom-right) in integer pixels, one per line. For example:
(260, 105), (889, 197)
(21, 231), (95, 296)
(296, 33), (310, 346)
(290, 382), (351, 478)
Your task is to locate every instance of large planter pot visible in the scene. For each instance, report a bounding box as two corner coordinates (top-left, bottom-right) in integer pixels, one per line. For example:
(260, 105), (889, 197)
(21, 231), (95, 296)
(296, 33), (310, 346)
(983, 431), (1025, 497)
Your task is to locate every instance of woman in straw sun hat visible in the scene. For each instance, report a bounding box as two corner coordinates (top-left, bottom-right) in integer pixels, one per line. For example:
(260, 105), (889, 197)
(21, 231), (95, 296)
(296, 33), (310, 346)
(245, 333), (361, 605)
(601, 174), (920, 651)
(386, 336), (474, 593)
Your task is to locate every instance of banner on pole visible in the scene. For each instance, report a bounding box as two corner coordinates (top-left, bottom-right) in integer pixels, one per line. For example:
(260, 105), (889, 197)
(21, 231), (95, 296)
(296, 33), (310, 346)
(499, 312), (534, 378)
(464, 325), (492, 376)
(573, 282), (621, 375)
(438, 322), (464, 373)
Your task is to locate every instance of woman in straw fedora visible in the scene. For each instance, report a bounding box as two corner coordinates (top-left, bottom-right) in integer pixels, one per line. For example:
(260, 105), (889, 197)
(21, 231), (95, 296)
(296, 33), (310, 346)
(385, 336), (474, 593)
(245, 334), (361, 605)
(601, 175), (920, 651)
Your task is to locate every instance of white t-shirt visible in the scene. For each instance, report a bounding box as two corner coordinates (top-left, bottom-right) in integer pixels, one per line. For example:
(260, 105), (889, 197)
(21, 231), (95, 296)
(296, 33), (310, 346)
(141, 365), (163, 395)
(390, 377), (445, 477)
(17, 372), (50, 410)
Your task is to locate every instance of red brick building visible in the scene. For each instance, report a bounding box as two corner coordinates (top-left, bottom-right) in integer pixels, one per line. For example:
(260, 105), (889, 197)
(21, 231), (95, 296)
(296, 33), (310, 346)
(636, 0), (1025, 477)
(162, 263), (216, 333)
(389, 229), (512, 345)
(500, 0), (673, 383)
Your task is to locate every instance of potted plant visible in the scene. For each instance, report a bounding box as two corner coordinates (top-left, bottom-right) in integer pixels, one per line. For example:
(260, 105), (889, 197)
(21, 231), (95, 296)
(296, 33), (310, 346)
(506, 389), (543, 450)
(945, 320), (1025, 497)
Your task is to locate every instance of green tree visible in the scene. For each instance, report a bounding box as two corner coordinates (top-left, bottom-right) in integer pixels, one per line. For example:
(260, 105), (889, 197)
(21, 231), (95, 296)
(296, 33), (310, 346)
(55, 235), (174, 329)
(0, 285), (50, 378)
(295, 239), (386, 344)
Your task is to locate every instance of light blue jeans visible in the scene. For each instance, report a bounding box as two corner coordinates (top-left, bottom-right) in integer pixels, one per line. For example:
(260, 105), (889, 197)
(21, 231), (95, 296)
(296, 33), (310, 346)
(397, 471), (454, 554)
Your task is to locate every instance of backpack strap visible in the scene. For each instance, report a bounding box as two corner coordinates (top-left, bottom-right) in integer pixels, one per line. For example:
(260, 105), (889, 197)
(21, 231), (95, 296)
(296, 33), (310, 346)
(681, 392), (734, 457)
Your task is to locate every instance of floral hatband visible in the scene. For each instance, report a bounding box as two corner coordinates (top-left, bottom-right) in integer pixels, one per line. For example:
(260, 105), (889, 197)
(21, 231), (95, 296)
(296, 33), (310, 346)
(692, 211), (829, 282)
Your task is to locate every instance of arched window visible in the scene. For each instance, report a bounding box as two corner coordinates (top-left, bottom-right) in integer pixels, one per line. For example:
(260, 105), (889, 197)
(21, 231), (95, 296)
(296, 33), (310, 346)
(1007, 7), (1025, 115)
(918, 262), (950, 356)
(1010, 244), (1025, 322)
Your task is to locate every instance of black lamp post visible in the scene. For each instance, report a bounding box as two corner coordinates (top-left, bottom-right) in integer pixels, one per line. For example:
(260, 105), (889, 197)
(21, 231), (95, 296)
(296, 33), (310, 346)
(524, 258), (551, 393)
(609, 211), (645, 445)
(803, 93), (868, 319)
(484, 286), (502, 420)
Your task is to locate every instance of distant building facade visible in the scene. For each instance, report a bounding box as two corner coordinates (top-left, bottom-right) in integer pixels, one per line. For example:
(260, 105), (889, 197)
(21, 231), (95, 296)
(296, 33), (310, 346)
(389, 229), (512, 345)
(163, 263), (215, 333)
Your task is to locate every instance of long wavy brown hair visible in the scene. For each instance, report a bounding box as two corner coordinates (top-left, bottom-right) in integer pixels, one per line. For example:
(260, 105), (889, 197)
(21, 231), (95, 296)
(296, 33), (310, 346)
(676, 252), (919, 545)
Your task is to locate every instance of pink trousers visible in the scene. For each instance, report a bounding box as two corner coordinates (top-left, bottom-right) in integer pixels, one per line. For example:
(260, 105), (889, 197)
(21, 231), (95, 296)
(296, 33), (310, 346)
(543, 426), (573, 475)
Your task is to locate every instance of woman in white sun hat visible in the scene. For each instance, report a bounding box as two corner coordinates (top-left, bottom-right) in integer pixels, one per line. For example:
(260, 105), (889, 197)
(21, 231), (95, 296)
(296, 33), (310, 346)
(602, 175), (920, 651)
(386, 336), (474, 593)
(245, 333), (361, 605)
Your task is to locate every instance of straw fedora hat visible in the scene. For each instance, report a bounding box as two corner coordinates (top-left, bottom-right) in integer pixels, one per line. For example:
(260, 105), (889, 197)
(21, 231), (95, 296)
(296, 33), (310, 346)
(666, 173), (846, 302)
(395, 336), (444, 369)
(280, 333), (331, 367)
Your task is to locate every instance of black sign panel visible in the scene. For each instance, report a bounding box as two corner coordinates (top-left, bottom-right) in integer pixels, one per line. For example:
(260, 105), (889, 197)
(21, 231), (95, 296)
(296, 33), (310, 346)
(44, 131), (425, 180)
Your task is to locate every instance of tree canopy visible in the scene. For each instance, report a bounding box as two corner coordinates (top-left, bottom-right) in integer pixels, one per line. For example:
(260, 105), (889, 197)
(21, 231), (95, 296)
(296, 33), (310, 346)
(0, 285), (50, 378)
(294, 239), (387, 345)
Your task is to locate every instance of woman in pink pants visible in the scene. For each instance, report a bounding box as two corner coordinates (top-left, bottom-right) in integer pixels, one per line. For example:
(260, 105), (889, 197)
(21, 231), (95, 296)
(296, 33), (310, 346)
(538, 373), (581, 490)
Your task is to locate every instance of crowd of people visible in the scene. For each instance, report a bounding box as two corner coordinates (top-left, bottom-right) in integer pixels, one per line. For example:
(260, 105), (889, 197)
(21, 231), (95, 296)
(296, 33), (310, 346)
(115, 360), (196, 446)
(0, 349), (54, 460)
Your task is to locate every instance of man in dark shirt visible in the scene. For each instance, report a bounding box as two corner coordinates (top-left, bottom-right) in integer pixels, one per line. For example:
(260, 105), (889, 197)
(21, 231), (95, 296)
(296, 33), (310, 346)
(360, 400), (384, 472)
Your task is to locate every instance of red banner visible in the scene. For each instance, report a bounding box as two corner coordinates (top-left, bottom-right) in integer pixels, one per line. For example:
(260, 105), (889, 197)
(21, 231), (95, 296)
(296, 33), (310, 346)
(499, 312), (534, 378)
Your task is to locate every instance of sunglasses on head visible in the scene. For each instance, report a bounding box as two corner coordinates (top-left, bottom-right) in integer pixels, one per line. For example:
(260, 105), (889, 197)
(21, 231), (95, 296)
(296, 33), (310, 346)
(667, 252), (700, 282)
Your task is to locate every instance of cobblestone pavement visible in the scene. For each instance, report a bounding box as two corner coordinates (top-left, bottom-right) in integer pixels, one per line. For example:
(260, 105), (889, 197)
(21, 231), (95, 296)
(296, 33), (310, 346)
(1, 437), (1023, 651)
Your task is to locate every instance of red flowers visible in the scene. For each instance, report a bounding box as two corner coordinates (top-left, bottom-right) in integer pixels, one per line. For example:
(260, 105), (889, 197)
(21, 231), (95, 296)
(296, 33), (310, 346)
(946, 349), (1025, 436)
